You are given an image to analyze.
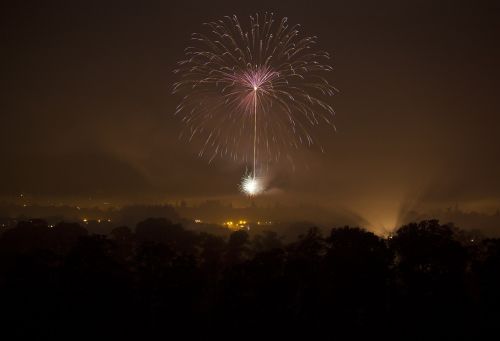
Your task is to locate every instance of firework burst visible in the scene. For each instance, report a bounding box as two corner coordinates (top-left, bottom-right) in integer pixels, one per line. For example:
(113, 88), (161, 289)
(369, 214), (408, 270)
(173, 13), (337, 194)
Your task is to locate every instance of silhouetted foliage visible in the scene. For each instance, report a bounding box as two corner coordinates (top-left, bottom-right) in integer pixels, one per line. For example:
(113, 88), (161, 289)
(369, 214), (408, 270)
(389, 220), (472, 338)
(0, 219), (498, 339)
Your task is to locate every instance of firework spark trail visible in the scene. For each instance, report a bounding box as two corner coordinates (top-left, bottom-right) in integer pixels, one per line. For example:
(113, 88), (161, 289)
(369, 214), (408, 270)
(253, 87), (257, 179)
(173, 13), (337, 195)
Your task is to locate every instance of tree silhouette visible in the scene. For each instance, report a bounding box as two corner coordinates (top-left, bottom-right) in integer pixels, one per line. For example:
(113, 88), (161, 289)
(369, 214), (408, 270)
(389, 220), (471, 338)
(322, 226), (392, 336)
(223, 229), (251, 266)
(0, 218), (498, 339)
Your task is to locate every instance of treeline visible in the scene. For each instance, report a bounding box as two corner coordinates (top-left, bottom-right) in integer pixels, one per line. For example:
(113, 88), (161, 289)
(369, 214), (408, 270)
(0, 219), (499, 339)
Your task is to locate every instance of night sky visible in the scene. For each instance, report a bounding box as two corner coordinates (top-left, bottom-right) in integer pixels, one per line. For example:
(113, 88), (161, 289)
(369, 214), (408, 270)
(1, 0), (499, 227)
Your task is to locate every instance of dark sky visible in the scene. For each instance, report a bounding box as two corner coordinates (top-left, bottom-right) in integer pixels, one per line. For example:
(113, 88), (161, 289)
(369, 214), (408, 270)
(1, 0), (499, 228)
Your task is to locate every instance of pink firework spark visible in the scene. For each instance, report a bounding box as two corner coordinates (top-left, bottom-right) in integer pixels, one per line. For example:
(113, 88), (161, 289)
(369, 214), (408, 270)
(173, 13), (338, 173)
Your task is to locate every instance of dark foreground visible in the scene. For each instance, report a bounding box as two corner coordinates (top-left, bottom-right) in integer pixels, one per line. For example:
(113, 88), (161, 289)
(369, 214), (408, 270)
(0, 219), (499, 339)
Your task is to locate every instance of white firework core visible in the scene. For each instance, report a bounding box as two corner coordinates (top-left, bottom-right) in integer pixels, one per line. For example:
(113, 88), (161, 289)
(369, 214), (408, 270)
(240, 175), (263, 196)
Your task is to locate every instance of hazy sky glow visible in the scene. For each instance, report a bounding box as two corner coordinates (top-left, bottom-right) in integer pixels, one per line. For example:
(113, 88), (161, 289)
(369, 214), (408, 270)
(1, 0), (499, 229)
